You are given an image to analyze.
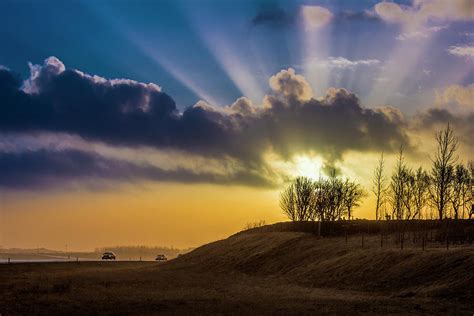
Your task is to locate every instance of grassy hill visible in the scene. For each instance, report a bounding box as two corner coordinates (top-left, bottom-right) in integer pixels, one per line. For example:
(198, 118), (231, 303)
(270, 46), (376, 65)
(1, 221), (473, 314)
(167, 224), (474, 301)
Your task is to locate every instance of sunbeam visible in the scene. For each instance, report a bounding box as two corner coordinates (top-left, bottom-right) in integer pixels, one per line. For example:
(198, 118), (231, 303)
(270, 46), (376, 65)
(183, 6), (266, 104)
(84, 1), (223, 106)
(300, 5), (333, 96)
(366, 33), (434, 109)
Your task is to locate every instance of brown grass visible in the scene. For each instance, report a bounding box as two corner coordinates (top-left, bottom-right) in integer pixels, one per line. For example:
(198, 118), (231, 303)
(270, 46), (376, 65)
(1, 225), (473, 315)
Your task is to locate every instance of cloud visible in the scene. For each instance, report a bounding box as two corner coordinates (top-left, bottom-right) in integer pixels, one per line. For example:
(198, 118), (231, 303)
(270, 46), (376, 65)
(310, 57), (381, 69)
(0, 58), (415, 189)
(374, 2), (410, 25)
(447, 45), (474, 59)
(396, 25), (448, 40)
(268, 68), (313, 101)
(300, 5), (333, 30)
(435, 84), (474, 113)
(0, 149), (272, 190)
(413, 108), (474, 149)
(374, 0), (473, 41)
(375, 0), (474, 27)
(23, 56), (66, 94)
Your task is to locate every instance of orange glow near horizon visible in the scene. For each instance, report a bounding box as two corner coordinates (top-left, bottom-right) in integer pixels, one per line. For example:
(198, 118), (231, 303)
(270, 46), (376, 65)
(0, 183), (284, 251)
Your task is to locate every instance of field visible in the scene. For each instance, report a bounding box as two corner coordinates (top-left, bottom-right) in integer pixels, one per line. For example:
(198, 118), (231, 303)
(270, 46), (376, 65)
(1, 221), (473, 315)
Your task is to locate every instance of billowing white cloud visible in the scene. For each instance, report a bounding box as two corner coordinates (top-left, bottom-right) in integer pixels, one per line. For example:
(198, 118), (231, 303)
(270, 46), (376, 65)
(23, 56), (65, 94)
(228, 97), (257, 116)
(300, 5), (333, 30)
(268, 68), (313, 101)
(447, 45), (474, 59)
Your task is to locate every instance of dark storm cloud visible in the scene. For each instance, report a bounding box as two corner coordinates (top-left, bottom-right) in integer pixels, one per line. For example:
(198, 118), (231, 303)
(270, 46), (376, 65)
(414, 108), (474, 147)
(1, 59), (410, 161)
(0, 149), (272, 190)
(0, 58), (413, 188)
(0, 58), (179, 148)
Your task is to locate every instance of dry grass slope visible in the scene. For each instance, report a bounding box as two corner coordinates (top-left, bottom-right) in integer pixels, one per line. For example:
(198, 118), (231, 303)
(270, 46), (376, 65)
(1, 221), (473, 314)
(168, 230), (474, 301)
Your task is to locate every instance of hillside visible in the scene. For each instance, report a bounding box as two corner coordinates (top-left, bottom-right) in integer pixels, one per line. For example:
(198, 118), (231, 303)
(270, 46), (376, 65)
(165, 226), (474, 301)
(1, 222), (473, 314)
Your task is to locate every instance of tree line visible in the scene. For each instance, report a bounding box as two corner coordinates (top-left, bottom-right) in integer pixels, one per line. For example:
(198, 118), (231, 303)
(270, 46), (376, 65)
(281, 124), (473, 222)
(280, 172), (366, 222)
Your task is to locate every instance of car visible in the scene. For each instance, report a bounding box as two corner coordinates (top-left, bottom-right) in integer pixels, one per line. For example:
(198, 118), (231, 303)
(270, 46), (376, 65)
(101, 252), (116, 260)
(155, 254), (167, 261)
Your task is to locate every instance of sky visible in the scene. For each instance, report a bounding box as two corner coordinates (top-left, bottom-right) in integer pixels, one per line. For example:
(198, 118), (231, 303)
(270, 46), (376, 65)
(0, 0), (473, 251)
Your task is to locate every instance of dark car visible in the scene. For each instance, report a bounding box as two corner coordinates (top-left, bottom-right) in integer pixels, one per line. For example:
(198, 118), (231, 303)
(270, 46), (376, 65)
(155, 254), (167, 261)
(102, 252), (116, 260)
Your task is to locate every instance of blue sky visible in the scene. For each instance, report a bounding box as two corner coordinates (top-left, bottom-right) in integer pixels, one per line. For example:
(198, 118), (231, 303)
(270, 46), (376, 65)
(1, 0), (472, 110)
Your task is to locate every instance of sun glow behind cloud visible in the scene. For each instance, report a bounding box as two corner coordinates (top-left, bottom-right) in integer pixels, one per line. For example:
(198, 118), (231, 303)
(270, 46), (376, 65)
(292, 155), (325, 180)
(264, 152), (326, 182)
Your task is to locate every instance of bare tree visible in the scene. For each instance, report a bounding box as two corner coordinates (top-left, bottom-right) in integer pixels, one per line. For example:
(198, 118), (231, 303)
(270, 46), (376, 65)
(451, 164), (471, 219)
(313, 177), (328, 221)
(294, 176), (316, 221)
(468, 161), (474, 219)
(279, 176), (315, 221)
(280, 183), (297, 221)
(412, 167), (430, 219)
(428, 124), (457, 219)
(344, 180), (366, 220)
(325, 171), (346, 221)
(372, 152), (387, 220)
(390, 148), (407, 220)
(401, 166), (416, 219)
(280, 175), (366, 222)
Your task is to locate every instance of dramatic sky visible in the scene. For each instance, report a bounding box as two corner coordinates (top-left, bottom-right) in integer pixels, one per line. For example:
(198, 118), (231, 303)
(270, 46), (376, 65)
(1, 0), (473, 251)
